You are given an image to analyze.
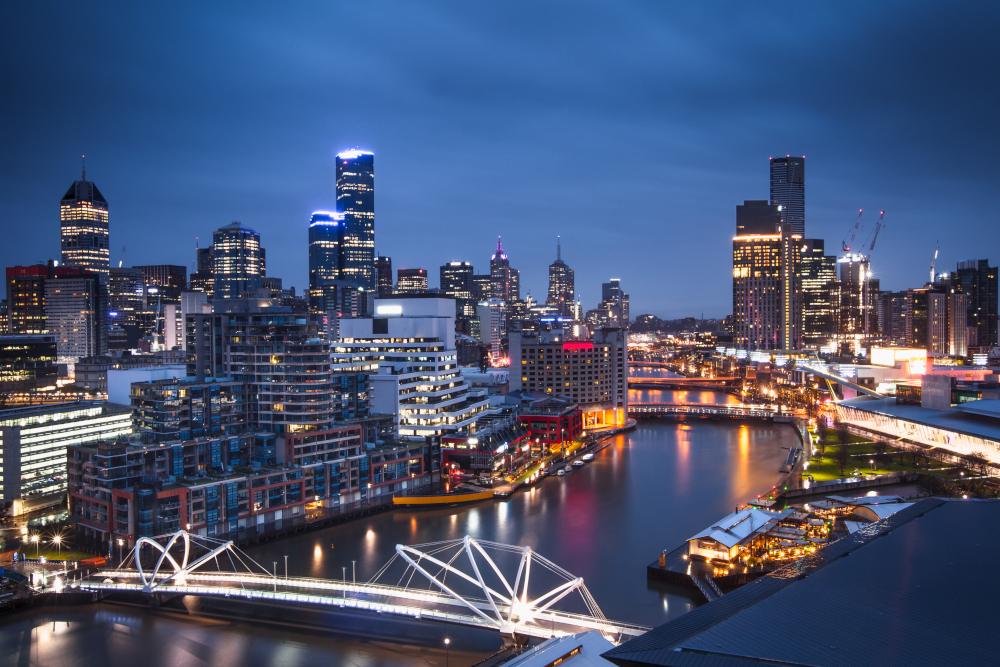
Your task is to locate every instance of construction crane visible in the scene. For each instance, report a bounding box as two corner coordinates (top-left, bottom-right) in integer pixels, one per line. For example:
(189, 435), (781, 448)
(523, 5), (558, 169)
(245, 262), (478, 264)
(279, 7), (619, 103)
(118, 245), (126, 268)
(929, 240), (939, 284)
(861, 211), (885, 341)
(864, 211), (886, 258)
(842, 209), (863, 253)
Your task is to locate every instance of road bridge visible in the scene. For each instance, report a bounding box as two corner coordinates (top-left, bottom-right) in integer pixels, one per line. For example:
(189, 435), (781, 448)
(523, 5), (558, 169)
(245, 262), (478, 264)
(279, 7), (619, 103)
(72, 530), (647, 645)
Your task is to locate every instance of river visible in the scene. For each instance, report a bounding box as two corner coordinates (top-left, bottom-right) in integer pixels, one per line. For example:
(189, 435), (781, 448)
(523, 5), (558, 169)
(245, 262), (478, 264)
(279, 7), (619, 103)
(1, 369), (797, 666)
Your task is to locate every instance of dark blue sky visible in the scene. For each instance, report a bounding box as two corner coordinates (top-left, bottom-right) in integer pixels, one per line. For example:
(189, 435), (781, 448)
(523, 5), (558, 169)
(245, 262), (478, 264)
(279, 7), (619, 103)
(3, 2), (998, 318)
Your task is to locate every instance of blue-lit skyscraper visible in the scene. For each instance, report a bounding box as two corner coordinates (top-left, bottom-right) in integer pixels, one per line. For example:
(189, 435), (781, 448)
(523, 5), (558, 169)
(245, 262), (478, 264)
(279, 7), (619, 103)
(336, 150), (375, 290)
(769, 156), (805, 236)
(212, 222), (262, 299)
(308, 210), (344, 314)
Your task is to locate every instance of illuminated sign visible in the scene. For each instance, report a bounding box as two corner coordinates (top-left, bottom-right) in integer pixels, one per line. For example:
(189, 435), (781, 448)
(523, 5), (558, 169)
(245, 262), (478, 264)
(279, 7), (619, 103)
(563, 342), (593, 351)
(375, 305), (402, 315)
(736, 350), (748, 360)
(973, 354), (988, 366)
(495, 443), (508, 454)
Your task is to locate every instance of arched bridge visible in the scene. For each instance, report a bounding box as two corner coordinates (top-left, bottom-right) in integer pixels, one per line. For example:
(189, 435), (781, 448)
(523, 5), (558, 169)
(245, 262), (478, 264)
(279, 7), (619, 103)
(72, 530), (647, 645)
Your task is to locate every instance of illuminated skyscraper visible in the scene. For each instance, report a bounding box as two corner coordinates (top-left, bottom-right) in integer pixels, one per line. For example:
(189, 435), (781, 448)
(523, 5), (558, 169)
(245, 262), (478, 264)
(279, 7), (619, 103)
(490, 237), (512, 301)
(212, 222), (262, 299)
(308, 210), (343, 298)
(441, 261), (475, 316)
(396, 268), (428, 293)
(800, 239), (839, 347)
(547, 237), (574, 315)
(336, 150), (375, 290)
(60, 163), (110, 280)
(769, 156), (805, 236)
(375, 256), (393, 297)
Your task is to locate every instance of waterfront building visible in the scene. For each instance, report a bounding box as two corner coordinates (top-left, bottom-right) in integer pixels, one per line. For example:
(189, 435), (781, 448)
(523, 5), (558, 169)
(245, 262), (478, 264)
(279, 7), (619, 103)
(308, 211), (343, 314)
(131, 375), (246, 443)
(0, 334), (58, 390)
(0, 401), (131, 516)
(955, 259), (998, 347)
(332, 295), (492, 447)
(800, 239), (839, 348)
(440, 415), (531, 475)
(60, 167), (110, 280)
(546, 238), (574, 316)
(441, 262), (475, 317)
(509, 324), (627, 430)
(45, 270), (107, 369)
(769, 155), (805, 236)
(396, 268), (428, 294)
(517, 395), (583, 455)
(336, 150), (376, 290)
(733, 206), (802, 350)
(212, 222), (263, 299)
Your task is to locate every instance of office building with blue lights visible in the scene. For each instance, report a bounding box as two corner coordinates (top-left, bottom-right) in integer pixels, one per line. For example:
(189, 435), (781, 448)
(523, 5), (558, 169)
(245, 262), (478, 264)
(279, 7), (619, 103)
(336, 150), (375, 291)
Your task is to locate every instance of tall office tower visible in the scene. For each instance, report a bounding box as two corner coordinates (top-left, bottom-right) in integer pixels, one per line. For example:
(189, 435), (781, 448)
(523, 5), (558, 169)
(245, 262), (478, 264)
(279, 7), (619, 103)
(906, 287), (948, 354)
(308, 211), (344, 314)
(838, 256), (880, 342)
(45, 271), (106, 368)
(212, 222), (262, 299)
(336, 150), (375, 290)
(601, 279), (630, 327)
(133, 265), (187, 303)
(472, 274), (492, 302)
(546, 238), (575, 315)
(396, 268), (428, 293)
(956, 259), (998, 347)
(441, 261), (475, 316)
(800, 239), (839, 347)
(877, 291), (908, 346)
(60, 165), (110, 280)
(769, 156), (805, 236)
(490, 237), (513, 301)
(947, 289), (968, 357)
(375, 256), (393, 297)
(732, 217), (802, 350)
(190, 245), (214, 298)
(213, 299), (332, 441)
(476, 298), (506, 358)
(736, 200), (782, 235)
(108, 267), (143, 349)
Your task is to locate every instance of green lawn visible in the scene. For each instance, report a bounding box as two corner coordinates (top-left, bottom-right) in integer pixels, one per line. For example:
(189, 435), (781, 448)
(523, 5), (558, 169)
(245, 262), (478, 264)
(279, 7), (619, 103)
(18, 547), (92, 562)
(806, 436), (935, 482)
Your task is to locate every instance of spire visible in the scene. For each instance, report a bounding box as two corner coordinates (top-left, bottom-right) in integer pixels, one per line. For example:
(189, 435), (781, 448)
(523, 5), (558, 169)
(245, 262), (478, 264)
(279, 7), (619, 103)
(557, 236), (561, 261)
(496, 235), (503, 255)
(81, 155), (86, 181)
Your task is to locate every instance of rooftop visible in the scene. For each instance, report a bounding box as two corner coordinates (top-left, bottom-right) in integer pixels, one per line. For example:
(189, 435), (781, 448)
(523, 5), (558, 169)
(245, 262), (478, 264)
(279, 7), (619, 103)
(688, 507), (793, 550)
(605, 499), (999, 667)
(841, 396), (1000, 442)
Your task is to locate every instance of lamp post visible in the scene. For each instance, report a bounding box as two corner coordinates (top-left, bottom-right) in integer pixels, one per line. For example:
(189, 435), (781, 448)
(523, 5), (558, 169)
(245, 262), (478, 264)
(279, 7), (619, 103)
(284, 555), (288, 580)
(273, 562), (277, 592)
(53, 535), (62, 557)
(117, 538), (124, 566)
(444, 638), (450, 667)
(31, 534), (39, 559)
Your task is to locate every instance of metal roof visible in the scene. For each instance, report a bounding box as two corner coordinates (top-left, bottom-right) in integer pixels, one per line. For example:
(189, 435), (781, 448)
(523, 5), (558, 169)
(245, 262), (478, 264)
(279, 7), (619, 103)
(841, 396), (1000, 442)
(604, 499), (1000, 666)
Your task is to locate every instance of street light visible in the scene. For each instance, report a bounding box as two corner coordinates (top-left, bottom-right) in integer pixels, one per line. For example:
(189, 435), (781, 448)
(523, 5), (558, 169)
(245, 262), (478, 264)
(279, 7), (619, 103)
(284, 555), (288, 580)
(273, 562), (277, 592)
(53, 535), (62, 557)
(444, 638), (450, 667)
(30, 534), (39, 559)
(117, 538), (124, 566)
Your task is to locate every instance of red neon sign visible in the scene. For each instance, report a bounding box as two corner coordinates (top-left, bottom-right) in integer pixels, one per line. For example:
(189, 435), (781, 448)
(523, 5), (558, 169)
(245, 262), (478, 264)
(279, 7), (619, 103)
(562, 342), (593, 351)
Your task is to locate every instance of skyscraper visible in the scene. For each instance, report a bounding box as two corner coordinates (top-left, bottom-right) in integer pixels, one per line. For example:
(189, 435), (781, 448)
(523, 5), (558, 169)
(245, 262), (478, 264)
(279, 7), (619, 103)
(336, 150), (375, 290)
(212, 222), (262, 299)
(308, 211), (343, 314)
(441, 261), (475, 316)
(45, 271), (106, 368)
(375, 256), (393, 297)
(769, 156), (805, 236)
(956, 259), (998, 347)
(800, 239), (839, 347)
(601, 279), (630, 327)
(396, 268), (428, 293)
(60, 163), (110, 280)
(490, 237), (512, 301)
(133, 265), (187, 303)
(838, 255), (880, 343)
(732, 202), (801, 350)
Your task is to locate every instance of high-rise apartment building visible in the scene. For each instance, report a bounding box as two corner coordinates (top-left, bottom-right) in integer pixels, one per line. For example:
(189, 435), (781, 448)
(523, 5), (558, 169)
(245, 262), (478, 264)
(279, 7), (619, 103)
(906, 287), (948, 354)
(396, 268), (428, 294)
(878, 291), (908, 346)
(736, 200), (783, 235)
(45, 271), (107, 368)
(60, 167), (110, 280)
(476, 298), (506, 358)
(490, 237), (513, 301)
(547, 238), (574, 315)
(308, 211), (344, 314)
(956, 259), (998, 347)
(947, 289), (969, 357)
(212, 222), (262, 299)
(133, 265), (187, 304)
(800, 239), (839, 347)
(375, 255), (393, 297)
(441, 262), (475, 317)
(336, 150), (375, 290)
(732, 202), (801, 350)
(769, 156), (805, 236)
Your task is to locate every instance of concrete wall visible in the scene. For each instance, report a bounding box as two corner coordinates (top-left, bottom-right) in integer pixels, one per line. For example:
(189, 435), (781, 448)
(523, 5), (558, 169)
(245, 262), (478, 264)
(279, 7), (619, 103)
(107, 365), (187, 406)
(920, 373), (953, 410)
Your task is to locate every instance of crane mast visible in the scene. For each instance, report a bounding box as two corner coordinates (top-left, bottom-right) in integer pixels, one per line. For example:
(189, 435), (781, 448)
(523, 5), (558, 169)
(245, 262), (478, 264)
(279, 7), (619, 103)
(929, 240), (939, 284)
(842, 209), (863, 253)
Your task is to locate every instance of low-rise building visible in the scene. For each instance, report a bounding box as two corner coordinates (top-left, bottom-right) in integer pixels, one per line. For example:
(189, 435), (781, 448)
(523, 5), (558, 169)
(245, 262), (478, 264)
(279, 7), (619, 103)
(0, 334), (58, 391)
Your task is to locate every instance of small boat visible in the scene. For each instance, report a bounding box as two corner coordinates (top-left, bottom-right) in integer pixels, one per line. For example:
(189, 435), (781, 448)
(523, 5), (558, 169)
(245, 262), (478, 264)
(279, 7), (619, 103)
(556, 469), (566, 477)
(572, 460), (585, 468)
(563, 466), (573, 474)
(582, 453), (594, 462)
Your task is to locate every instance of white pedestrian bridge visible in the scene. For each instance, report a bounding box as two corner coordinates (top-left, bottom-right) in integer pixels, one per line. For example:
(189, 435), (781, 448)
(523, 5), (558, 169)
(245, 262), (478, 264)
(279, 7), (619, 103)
(72, 530), (647, 644)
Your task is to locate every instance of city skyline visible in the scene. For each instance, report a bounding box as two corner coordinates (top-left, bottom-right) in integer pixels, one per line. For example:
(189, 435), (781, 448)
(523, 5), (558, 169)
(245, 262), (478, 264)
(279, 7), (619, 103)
(3, 3), (998, 318)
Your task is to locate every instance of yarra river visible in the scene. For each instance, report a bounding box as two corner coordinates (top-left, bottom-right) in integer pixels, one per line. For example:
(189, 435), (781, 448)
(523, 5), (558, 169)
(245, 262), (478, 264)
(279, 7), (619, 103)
(1, 369), (798, 666)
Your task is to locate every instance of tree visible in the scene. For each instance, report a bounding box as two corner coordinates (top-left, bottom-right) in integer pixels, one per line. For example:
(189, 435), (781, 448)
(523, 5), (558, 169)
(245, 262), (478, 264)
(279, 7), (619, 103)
(835, 423), (851, 446)
(815, 421), (828, 456)
(834, 445), (851, 477)
(963, 451), (991, 477)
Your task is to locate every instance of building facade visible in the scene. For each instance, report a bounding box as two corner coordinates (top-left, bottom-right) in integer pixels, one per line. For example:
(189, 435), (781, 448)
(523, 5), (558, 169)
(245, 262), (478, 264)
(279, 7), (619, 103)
(60, 172), (110, 279)
(441, 262), (475, 317)
(396, 268), (428, 294)
(547, 238), (574, 315)
(0, 335), (57, 390)
(133, 265), (187, 304)
(800, 239), (839, 347)
(212, 222), (263, 299)
(308, 210), (343, 314)
(375, 255), (393, 297)
(490, 237), (514, 301)
(955, 259), (998, 347)
(45, 271), (107, 368)
(336, 150), (375, 290)
(769, 156), (805, 236)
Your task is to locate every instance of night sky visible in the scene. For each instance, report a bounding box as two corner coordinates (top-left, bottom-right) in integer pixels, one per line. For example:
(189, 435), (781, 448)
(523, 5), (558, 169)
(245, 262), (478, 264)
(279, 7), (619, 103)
(3, 2), (998, 318)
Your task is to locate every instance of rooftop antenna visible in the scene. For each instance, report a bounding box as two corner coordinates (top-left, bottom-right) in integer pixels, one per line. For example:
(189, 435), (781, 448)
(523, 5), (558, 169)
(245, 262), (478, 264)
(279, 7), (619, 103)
(557, 236), (561, 261)
(81, 155), (86, 181)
